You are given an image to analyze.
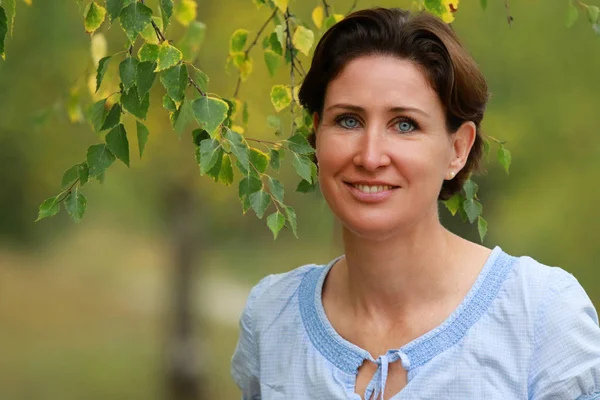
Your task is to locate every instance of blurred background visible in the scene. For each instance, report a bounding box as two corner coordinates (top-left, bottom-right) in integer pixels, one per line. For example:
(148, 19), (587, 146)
(1, 0), (599, 399)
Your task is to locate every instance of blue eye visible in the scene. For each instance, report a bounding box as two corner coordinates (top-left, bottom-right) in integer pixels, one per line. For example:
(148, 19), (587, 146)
(397, 120), (416, 132)
(338, 116), (359, 129)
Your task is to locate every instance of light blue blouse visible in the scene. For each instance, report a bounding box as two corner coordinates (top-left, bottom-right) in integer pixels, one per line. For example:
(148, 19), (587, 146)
(231, 246), (600, 399)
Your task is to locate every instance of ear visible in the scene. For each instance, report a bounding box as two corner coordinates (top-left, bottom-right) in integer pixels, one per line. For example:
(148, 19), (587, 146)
(312, 112), (320, 131)
(448, 121), (477, 175)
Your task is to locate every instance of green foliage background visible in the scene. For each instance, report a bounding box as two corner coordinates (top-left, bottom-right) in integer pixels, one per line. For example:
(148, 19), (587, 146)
(0, 0), (599, 398)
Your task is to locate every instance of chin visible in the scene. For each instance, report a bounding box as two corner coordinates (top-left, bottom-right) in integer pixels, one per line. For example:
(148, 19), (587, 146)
(338, 211), (412, 241)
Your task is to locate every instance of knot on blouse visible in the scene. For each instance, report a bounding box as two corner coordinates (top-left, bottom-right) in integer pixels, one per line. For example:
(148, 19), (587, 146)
(369, 350), (410, 400)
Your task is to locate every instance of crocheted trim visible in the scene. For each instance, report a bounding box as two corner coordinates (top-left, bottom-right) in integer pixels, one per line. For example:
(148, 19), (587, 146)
(298, 247), (518, 373)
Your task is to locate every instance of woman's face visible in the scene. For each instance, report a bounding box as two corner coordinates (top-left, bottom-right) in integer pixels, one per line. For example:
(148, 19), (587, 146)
(314, 55), (475, 239)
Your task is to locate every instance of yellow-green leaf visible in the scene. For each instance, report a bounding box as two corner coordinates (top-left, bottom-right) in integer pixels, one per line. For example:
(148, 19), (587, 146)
(90, 32), (107, 65)
(264, 49), (280, 77)
(567, 1), (579, 27)
(230, 29), (248, 53)
(270, 84), (292, 112)
(140, 16), (163, 44)
(155, 42), (182, 72)
(219, 154), (234, 185)
(498, 146), (511, 174)
(174, 0), (196, 26)
(312, 5), (324, 29)
(138, 43), (159, 62)
(273, 0), (288, 12)
(477, 216), (488, 242)
(191, 96), (229, 137)
(177, 20), (206, 62)
(292, 26), (314, 56)
(36, 196), (61, 222)
(84, 2), (106, 34)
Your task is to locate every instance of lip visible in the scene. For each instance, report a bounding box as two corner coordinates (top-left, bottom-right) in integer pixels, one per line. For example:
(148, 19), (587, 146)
(343, 181), (399, 203)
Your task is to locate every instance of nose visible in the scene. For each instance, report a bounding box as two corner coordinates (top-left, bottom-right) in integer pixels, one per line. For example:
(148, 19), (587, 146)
(353, 127), (391, 171)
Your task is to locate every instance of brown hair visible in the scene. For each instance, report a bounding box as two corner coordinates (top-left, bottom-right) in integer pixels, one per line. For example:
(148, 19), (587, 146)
(298, 7), (489, 200)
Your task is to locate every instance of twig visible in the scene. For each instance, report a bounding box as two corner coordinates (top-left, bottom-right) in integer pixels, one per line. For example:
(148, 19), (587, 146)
(284, 9), (297, 135)
(322, 0), (331, 17)
(245, 137), (283, 147)
(233, 9), (278, 98)
(347, 0), (358, 14)
(504, 0), (513, 27)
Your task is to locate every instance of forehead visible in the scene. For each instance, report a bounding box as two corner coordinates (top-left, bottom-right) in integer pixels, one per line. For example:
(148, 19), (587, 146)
(324, 55), (441, 112)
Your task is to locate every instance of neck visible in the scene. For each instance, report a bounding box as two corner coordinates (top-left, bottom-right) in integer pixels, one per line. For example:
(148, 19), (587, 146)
(338, 212), (468, 325)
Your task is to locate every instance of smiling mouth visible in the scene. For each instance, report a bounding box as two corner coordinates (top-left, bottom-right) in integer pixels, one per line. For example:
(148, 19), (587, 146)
(344, 182), (400, 194)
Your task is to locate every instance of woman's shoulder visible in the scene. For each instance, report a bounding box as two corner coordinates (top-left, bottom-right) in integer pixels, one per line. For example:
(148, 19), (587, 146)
(241, 260), (331, 330)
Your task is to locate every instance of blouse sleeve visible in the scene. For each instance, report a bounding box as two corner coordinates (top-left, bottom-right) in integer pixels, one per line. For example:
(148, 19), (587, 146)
(230, 275), (272, 400)
(528, 270), (600, 400)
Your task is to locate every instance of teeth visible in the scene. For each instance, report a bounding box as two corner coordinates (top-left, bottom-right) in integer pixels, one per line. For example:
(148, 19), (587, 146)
(352, 184), (393, 193)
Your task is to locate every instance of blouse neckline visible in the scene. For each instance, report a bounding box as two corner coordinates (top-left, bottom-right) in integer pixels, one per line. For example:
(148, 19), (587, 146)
(298, 246), (518, 375)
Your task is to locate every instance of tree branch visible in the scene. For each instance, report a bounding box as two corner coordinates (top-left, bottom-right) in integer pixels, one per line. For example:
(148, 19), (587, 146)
(504, 0), (513, 27)
(322, 0), (331, 17)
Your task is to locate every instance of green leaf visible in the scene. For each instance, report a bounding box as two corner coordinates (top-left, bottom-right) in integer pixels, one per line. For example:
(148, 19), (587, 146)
(198, 138), (221, 175)
(192, 129), (210, 146)
(36, 196), (61, 222)
(443, 193), (462, 216)
(205, 147), (224, 181)
(105, 124), (130, 167)
(192, 96), (229, 136)
(567, 1), (579, 28)
(286, 133), (314, 155)
(95, 56), (111, 92)
(219, 154), (234, 185)
(480, 0), (487, 11)
(238, 175), (262, 213)
(267, 115), (282, 133)
(284, 205), (298, 238)
(160, 64), (188, 103)
(119, 56), (139, 92)
(262, 32), (283, 55)
(106, 0), (129, 22)
(101, 103), (121, 131)
(463, 198), (483, 224)
(87, 98), (107, 133)
(119, 1), (153, 43)
(270, 84), (292, 112)
(267, 177), (284, 203)
(61, 162), (89, 188)
(138, 43), (159, 62)
(87, 144), (116, 177)
(424, 0), (446, 16)
(140, 16), (162, 44)
(121, 86), (149, 119)
(163, 94), (177, 112)
(249, 191), (271, 219)
(136, 121), (149, 158)
(188, 64), (209, 93)
(267, 211), (285, 239)
(463, 179), (478, 200)
(482, 138), (490, 158)
(497, 146), (511, 174)
(291, 153), (313, 183)
(4, 0), (15, 37)
(249, 148), (269, 174)
(477, 216), (488, 242)
(230, 29), (248, 53)
(177, 20), (206, 62)
(84, 1), (106, 34)
(174, 0), (197, 26)
(292, 26), (314, 56)
(136, 61), (157, 100)
(588, 5), (600, 23)
(269, 148), (282, 171)
(264, 49), (281, 77)
(172, 97), (194, 136)
(65, 187), (87, 223)
(296, 179), (316, 193)
(159, 0), (173, 29)
(156, 42), (183, 72)
(223, 128), (249, 169)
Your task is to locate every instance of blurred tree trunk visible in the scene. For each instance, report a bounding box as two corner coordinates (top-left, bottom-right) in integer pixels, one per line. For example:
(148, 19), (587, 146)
(163, 180), (208, 400)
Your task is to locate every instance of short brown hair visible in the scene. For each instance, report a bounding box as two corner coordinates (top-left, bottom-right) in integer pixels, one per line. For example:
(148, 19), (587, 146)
(298, 7), (489, 200)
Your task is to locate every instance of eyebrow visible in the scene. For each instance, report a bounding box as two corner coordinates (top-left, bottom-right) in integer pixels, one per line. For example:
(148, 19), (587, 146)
(325, 103), (430, 118)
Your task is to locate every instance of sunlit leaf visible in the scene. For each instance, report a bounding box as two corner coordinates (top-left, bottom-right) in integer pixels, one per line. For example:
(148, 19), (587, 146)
(230, 29), (248, 53)
(140, 16), (163, 44)
(312, 5), (324, 29)
(443, 193), (462, 216)
(477, 216), (488, 242)
(138, 43), (159, 62)
(498, 146), (511, 174)
(84, 1), (106, 34)
(219, 154), (234, 185)
(270, 84), (292, 112)
(249, 148), (269, 174)
(156, 42), (183, 72)
(292, 26), (314, 56)
(273, 0), (288, 13)
(174, 0), (196, 26)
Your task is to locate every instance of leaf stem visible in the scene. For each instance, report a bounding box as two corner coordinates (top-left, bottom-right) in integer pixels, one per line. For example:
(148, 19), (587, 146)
(233, 8), (278, 98)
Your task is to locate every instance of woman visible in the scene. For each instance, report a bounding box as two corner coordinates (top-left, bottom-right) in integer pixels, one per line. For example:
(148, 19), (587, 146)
(231, 7), (600, 399)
